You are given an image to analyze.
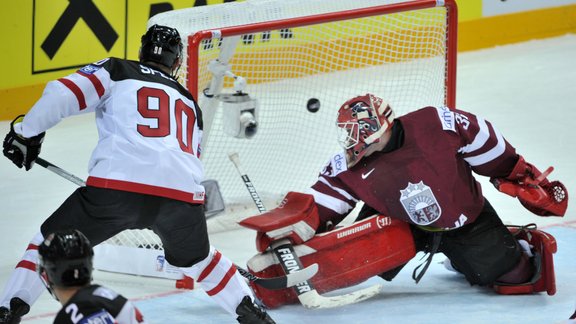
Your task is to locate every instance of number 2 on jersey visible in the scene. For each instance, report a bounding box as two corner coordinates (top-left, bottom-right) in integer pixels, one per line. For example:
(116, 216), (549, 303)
(136, 87), (197, 155)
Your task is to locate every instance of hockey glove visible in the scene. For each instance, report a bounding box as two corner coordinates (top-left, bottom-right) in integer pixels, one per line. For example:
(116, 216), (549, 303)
(491, 156), (568, 217)
(240, 192), (320, 252)
(3, 115), (45, 171)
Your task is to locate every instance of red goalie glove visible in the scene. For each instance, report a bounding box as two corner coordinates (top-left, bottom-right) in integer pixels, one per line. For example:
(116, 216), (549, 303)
(491, 156), (568, 216)
(239, 192), (320, 252)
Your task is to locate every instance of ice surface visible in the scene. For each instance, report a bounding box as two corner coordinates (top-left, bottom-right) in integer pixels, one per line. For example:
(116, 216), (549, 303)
(1, 34), (575, 323)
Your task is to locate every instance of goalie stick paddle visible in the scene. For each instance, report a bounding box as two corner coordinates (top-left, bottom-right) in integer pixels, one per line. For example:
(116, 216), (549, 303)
(237, 263), (318, 290)
(228, 152), (382, 309)
(35, 156), (317, 290)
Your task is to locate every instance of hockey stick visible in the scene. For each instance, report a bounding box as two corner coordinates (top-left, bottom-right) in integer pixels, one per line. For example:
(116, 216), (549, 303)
(236, 265), (317, 290)
(228, 152), (382, 309)
(36, 157), (86, 186)
(35, 156), (317, 290)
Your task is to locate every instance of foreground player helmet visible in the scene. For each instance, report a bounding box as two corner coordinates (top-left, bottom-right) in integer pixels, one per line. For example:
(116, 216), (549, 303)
(38, 229), (94, 288)
(139, 24), (183, 72)
(336, 94), (395, 166)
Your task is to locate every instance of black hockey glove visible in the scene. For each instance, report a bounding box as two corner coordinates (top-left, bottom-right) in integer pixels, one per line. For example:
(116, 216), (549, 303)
(3, 115), (45, 170)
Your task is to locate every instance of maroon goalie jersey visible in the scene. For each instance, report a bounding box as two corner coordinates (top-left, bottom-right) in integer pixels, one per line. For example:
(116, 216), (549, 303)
(310, 106), (519, 230)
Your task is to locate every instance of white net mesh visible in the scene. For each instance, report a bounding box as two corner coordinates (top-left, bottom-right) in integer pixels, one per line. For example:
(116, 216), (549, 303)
(99, 0), (456, 262)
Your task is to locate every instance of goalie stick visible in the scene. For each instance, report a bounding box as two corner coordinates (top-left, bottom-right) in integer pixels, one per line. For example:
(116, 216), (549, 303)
(228, 152), (382, 309)
(34, 156), (318, 290)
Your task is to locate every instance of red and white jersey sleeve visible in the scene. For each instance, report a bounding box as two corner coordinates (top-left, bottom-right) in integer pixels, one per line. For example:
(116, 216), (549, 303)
(16, 58), (206, 204)
(14, 63), (107, 137)
(308, 106), (520, 230)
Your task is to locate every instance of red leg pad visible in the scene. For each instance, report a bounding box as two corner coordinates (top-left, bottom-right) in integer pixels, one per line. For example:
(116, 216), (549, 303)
(494, 226), (557, 296)
(246, 216), (416, 308)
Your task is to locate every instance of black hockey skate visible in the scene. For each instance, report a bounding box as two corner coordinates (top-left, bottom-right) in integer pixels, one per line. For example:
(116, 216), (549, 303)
(0, 298), (30, 324)
(236, 296), (275, 324)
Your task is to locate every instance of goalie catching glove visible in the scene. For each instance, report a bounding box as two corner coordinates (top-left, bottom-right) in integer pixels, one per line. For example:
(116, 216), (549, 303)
(3, 115), (45, 171)
(491, 155), (568, 216)
(240, 192), (320, 252)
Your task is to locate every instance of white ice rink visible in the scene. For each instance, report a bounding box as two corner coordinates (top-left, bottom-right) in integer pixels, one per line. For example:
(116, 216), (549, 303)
(1, 34), (575, 323)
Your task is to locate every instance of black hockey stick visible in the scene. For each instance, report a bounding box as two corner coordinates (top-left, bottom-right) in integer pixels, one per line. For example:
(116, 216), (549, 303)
(36, 157), (86, 186)
(35, 156), (317, 290)
(228, 152), (382, 309)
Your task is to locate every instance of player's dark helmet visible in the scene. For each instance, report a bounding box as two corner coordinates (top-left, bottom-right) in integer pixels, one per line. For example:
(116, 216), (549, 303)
(38, 229), (94, 288)
(139, 24), (183, 70)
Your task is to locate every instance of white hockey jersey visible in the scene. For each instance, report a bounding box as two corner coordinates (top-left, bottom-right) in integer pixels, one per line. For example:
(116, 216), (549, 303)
(15, 58), (206, 203)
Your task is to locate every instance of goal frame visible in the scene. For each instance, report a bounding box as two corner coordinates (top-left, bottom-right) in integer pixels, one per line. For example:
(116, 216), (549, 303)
(186, 0), (458, 108)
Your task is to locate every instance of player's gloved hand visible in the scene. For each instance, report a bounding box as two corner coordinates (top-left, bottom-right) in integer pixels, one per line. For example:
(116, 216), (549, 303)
(491, 155), (568, 216)
(3, 115), (45, 171)
(239, 192), (320, 252)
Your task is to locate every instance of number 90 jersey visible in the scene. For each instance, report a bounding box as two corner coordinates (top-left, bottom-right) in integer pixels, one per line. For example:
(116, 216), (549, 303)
(16, 58), (206, 204)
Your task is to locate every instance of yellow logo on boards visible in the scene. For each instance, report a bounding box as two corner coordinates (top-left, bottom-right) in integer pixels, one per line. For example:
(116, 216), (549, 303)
(32, 0), (126, 74)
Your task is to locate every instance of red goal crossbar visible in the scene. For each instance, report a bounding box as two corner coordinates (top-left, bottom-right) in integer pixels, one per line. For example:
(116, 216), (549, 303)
(186, 0), (458, 107)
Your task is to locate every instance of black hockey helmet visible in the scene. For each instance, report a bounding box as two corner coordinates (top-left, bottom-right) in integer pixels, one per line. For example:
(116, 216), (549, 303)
(38, 229), (94, 288)
(139, 24), (183, 70)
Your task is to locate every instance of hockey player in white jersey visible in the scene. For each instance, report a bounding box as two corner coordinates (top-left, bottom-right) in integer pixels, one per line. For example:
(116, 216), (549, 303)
(1, 24), (275, 324)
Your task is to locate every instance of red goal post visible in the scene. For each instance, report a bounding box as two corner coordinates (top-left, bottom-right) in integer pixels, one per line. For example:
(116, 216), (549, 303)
(94, 0), (458, 280)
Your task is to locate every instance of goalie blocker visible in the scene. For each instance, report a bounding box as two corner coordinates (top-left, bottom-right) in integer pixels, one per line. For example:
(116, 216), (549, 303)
(240, 192), (416, 308)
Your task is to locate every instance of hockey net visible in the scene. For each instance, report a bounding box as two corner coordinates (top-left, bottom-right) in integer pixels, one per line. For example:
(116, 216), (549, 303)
(94, 0), (458, 279)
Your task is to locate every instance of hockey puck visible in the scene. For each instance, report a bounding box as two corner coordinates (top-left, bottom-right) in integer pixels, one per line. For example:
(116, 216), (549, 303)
(306, 98), (320, 113)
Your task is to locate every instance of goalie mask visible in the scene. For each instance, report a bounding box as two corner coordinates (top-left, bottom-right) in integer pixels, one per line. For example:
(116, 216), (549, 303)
(38, 229), (94, 295)
(336, 94), (395, 167)
(139, 24), (183, 74)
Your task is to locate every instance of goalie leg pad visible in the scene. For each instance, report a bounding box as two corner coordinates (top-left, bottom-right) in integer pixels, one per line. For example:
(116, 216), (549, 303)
(493, 225), (557, 296)
(246, 216), (416, 308)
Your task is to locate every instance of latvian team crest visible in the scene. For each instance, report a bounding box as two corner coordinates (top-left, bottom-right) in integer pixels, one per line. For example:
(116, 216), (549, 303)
(399, 181), (441, 225)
